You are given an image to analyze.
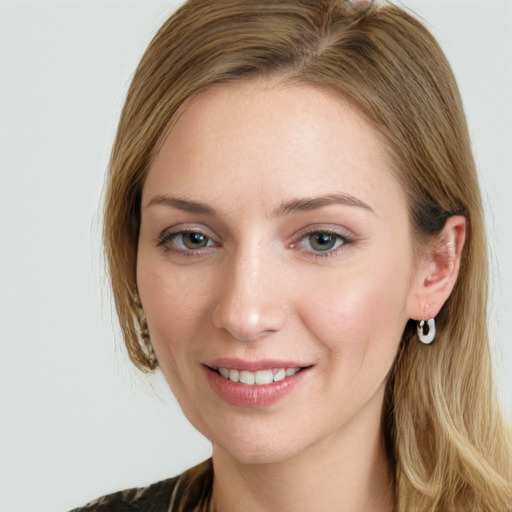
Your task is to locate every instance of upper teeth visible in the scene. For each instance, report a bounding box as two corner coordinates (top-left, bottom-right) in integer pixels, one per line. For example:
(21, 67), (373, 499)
(218, 367), (300, 385)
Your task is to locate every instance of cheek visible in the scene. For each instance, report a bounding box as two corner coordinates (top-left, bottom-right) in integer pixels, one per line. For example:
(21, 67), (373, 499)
(300, 251), (411, 368)
(136, 254), (208, 361)
(136, 261), (208, 407)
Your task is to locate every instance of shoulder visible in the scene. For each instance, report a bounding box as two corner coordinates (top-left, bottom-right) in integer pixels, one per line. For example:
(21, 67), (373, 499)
(68, 475), (180, 512)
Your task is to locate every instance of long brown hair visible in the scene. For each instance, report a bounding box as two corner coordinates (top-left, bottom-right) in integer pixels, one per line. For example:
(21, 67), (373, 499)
(103, 1), (512, 510)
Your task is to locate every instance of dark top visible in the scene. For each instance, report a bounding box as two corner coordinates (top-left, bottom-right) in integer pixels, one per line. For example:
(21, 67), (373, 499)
(69, 476), (180, 512)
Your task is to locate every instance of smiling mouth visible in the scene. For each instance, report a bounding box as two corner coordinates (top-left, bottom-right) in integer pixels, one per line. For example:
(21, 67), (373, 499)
(214, 367), (304, 385)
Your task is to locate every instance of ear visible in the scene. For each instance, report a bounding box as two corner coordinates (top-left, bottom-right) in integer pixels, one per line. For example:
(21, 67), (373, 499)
(407, 215), (466, 321)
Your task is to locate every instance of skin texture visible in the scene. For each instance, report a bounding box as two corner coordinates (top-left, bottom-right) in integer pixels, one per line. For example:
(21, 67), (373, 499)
(137, 81), (465, 512)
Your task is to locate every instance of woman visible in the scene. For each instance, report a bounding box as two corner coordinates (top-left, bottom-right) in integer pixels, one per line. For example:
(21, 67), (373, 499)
(72, 0), (511, 510)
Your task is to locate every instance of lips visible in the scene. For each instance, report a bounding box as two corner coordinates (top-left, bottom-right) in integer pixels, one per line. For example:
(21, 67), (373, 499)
(217, 367), (302, 385)
(204, 359), (311, 407)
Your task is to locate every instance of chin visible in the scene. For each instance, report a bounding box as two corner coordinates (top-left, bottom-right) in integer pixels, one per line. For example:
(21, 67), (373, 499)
(203, 419), (310, 466)
(214, 439), (299, 466)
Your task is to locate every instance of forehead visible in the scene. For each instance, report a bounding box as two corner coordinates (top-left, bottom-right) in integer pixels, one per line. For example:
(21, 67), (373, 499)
(143, 80), (405, 218)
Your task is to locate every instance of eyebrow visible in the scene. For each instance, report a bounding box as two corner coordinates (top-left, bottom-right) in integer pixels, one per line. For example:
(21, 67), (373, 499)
(146, 193), (375, 217)
(146, 195), (215, 215)
(272, 193), (375, 217)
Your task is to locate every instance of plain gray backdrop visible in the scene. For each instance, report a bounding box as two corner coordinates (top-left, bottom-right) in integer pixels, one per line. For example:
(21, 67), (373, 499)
(0, 1), (511, 511)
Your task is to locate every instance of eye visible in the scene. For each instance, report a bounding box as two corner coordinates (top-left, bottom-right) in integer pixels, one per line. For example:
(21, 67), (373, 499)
(180, 232), (211, 250)
(158, 229), (216, 253)
(293, 229), (351, 255)
(307, 232), (342, 252)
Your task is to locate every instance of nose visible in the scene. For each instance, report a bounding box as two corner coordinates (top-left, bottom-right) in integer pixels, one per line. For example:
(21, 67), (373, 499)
(211, 247), (288, 342)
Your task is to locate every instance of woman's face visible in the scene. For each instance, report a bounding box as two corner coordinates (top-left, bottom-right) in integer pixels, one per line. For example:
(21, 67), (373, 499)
(137, 81), (421, 465)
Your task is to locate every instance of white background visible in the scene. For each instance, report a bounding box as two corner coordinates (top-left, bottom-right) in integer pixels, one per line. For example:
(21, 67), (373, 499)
(0, 2), (511, 511)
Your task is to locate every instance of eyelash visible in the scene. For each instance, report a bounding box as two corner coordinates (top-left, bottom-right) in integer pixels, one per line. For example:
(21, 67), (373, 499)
(157, 229), (218, 257)
(157, 227), (353, 258)
(290, 228), (352, 258)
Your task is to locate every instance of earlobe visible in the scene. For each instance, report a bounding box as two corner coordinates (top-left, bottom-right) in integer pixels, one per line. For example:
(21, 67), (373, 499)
(408, 215), (466, 321)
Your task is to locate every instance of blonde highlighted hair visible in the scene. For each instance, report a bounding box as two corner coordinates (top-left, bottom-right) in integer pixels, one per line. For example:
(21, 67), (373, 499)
(104, 0), (512, 510)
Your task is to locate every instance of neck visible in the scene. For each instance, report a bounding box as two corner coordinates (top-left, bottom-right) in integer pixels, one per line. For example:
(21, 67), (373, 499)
(210, 404), (394, 512)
